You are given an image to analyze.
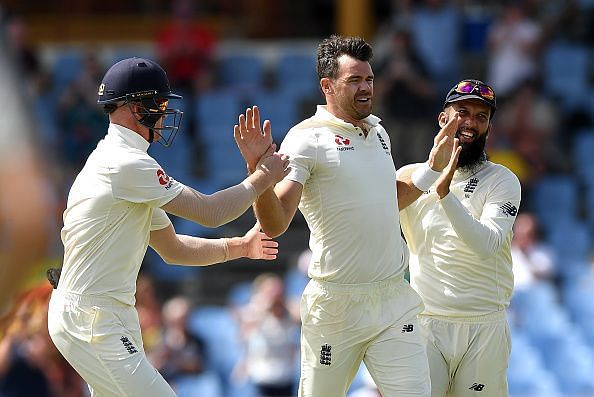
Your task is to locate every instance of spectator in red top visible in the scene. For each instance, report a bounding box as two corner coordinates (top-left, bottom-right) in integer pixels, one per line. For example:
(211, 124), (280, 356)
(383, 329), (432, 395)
(156, 0), (217, 95)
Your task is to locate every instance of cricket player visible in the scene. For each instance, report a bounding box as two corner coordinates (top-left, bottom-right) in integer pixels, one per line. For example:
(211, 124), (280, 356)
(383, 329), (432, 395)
(233, 35), (459, 397)
(47, 57), (289, 396)
(399, 79), (522, 397)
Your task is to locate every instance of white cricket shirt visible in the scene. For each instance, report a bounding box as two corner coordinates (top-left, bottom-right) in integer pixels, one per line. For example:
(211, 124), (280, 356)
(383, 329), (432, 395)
(59, 124), (184, 305)
(400, 161), (521, 316)
(280, 106), (408, 283)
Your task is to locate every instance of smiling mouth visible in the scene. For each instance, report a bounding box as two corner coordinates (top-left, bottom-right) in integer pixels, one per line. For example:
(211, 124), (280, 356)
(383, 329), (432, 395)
(458, 130), (475, 142)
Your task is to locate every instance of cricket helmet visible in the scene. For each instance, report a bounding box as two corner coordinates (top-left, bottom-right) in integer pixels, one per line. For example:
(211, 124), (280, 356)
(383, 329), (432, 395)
(97, 57), (183, 147)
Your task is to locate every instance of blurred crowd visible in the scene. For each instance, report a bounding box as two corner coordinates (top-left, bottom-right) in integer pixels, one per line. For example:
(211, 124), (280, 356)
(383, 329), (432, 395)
(2, 0), (594, 396)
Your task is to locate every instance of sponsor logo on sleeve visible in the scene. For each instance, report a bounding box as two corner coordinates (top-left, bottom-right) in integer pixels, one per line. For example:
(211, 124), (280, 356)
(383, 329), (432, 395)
(156, 169), (173, 190)
(500, 202), (518, 217)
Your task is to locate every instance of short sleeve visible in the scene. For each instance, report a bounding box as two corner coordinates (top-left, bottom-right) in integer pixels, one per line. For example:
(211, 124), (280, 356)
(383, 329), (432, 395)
(150, 208), (172, 231)
(279, 128), (317, 186)
(112, 155), (184, 207)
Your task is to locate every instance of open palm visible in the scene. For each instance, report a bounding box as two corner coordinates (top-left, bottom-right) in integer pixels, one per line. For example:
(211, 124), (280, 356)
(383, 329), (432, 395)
(234, 106), (275, 172)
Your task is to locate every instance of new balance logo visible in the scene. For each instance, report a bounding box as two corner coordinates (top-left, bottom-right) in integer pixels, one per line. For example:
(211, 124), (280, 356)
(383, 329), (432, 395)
(320, 344), (332, 366)
(464, 178), (479, 194)
(401, 324), (414, 333)
(120, 336), (138, 355)
(500, 202), (518, 217)
(469, 383), (485, 391)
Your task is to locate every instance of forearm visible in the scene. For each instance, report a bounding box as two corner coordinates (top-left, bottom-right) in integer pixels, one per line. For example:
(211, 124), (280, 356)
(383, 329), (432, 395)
(440, 193), (504, 258)
(163, 166), (280, 228)
(160, 235), (249, 266)
(253, 188), (293, 238)
(163, 182), (256, 228)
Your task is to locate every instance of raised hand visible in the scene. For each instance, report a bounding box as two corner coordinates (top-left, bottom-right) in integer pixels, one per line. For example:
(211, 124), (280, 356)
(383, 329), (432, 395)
(428, 112), (460, 171)
(243, 222), (279, 260)
(234, 106), (274, 172)
(436, 138), (461, 199)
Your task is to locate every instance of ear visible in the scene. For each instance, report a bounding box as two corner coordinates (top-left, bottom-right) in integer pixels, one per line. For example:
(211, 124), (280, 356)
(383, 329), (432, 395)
(438, 111), (448, 128)
(320, 77), (332, 95)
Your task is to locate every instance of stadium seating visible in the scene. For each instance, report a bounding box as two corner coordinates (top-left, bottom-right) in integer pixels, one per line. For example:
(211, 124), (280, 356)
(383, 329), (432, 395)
(246, 89), (300, 142)
(195, 90), (243, 138)
(548, 338), (594, 395)
(217, 53), (267, 91)
(507, 333), (561, 397)
(275, 52), (319, 100)
(543, 41), (590, 111)
(194, 90), (248, 187)
(50, 50), (84, 96)
(571, 129), (594, 187)
(530, 175), (580, 234)
(547, 219), (592, 280)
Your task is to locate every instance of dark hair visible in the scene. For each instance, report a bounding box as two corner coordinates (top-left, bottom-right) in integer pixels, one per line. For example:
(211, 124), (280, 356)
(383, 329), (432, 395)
(102, 100), (129, 115)
(102, 104), (118, 115)
(316, 35), (373, 80)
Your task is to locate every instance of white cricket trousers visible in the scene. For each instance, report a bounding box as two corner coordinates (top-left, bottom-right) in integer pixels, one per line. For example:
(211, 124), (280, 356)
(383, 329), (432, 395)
(48, 289), (176, 397)
(419, 311), (511, 397)
(298, 276), (430, 397)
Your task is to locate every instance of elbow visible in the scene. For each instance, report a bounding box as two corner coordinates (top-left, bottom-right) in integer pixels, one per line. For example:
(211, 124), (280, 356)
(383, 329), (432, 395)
(157, 248), (179, 265)
(159, 254), (176, 265)
(196, 216), (227, 228)
(261, 223), (288, 239)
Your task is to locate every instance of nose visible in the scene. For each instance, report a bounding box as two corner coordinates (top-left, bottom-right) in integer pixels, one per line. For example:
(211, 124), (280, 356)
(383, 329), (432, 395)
(461, 115), (478, 129)
(358, 81), (372, 93)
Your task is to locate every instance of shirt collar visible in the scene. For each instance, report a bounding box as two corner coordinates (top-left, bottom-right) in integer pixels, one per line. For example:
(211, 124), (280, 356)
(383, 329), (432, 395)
(314, 105), (382, 130)
(107, 123), (151, 152)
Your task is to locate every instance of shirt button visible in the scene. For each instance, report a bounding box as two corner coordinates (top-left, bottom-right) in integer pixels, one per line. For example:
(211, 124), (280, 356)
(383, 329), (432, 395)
(359, 133), (363, 136)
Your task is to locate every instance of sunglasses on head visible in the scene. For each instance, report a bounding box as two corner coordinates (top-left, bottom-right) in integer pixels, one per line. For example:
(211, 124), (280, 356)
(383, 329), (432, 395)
(454, 81), (495, 101)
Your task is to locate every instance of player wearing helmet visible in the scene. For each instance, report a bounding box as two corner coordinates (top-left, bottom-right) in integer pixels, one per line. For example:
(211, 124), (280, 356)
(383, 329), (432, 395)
(96, 57), (184, 147)
(47, 57), (289, 396)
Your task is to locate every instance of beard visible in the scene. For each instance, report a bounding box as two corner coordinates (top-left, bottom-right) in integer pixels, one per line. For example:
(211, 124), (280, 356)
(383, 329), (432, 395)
(456, 131), (487, 172)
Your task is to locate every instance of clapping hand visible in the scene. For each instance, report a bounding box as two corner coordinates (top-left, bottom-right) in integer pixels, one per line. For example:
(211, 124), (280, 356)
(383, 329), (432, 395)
(435, 138), (461, 199)
(428, 112), (460, 172)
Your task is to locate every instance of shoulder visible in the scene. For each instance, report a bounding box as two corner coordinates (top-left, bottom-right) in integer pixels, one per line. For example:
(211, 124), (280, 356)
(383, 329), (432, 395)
(375, 122), (389, 137)
(289, 117), (333, 137)
(282, 118), (337, 148)
(485, 162), (522, 196)
(488, 162), (521, 185)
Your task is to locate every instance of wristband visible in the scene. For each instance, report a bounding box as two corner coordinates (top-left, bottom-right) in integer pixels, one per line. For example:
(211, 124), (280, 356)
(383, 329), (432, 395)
(411, 163), (441, 192)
